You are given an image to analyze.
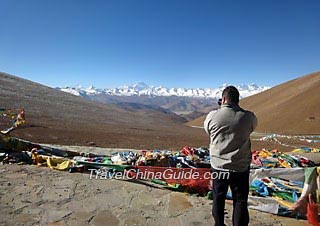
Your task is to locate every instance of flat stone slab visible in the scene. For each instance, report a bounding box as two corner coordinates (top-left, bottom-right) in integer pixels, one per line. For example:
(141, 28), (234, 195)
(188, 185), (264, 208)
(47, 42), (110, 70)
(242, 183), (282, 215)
(167, 193), (192, 217)
(92, 210), (119, 226)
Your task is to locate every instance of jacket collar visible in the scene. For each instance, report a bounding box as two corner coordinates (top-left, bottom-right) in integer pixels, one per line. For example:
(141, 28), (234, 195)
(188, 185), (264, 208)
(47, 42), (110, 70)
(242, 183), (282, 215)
(221, 104), (241, 110)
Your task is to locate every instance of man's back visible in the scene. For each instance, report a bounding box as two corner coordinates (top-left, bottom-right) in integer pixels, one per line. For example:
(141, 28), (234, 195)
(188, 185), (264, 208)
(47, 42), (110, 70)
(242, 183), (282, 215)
(204, 104), (257, 172)
(206, 86), (257, 226)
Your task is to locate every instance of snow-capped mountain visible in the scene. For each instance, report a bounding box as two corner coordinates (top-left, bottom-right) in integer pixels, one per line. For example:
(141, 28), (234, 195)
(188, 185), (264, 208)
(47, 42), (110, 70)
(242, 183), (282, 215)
(59, 82), (270, 99)
(58, 82), (270, 121)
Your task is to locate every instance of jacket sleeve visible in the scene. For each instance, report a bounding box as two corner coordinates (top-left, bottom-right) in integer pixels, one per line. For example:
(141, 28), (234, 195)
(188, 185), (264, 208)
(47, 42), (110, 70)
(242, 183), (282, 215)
(204, 111), (214, 135)
(251, 112), (258, 131)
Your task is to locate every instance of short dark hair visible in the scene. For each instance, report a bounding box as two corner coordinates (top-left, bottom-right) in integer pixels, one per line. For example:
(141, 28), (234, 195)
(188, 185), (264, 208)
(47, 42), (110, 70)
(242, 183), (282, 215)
(222, 86), (239, 104)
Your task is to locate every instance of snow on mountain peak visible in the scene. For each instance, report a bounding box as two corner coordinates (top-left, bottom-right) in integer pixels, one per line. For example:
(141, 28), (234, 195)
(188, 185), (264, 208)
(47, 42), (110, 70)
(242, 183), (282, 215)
(59, 82), (270, 99)
(130, 82), (149, 90)
(85, 85), (101, 95)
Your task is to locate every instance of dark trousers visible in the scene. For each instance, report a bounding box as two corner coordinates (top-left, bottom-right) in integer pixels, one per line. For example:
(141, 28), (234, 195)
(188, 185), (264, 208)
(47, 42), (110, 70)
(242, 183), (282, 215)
(212, 168), (250, 226)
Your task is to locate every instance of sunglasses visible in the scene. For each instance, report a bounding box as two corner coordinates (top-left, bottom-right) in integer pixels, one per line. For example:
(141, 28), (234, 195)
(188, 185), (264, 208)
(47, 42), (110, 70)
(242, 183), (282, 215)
(218, 98), (222, 106)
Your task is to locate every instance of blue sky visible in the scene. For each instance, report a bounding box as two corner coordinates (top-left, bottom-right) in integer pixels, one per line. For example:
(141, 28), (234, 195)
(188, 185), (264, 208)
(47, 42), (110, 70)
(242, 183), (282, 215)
(0, 0), (319, 89)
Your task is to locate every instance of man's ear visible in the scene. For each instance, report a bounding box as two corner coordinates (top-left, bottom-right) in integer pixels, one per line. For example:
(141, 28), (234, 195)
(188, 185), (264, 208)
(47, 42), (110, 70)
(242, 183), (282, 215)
(222, 96), (227, 104)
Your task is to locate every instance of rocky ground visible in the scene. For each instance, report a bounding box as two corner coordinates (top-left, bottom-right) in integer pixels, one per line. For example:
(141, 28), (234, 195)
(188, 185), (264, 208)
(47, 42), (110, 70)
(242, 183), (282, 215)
(0, 145), (311, 226)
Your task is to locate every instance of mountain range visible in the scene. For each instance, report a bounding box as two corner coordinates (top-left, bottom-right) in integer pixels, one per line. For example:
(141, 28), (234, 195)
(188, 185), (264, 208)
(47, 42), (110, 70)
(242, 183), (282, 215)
(59, 82), (270, 99)
(1, 71), (319, 151)
(58, 83), (270, 120)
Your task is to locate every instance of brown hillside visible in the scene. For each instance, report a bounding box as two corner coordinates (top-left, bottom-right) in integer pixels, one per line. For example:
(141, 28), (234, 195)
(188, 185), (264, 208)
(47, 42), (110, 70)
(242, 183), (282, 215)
(0, 72), (208, 149)
(187, 71), (320, 135)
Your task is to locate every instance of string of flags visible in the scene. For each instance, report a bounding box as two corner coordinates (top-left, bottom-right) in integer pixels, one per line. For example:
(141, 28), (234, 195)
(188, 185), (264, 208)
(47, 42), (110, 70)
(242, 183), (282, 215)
(0, 108), (25, 134)
(252, 133), (320, 148)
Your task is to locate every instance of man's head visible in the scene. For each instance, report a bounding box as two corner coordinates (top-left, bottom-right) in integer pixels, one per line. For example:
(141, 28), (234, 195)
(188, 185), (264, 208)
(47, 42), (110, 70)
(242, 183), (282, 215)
(221, 86), (240, 105)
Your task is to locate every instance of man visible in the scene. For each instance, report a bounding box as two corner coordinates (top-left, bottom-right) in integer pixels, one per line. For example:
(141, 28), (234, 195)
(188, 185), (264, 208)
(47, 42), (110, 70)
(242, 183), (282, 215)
(204, 86), (257, 226)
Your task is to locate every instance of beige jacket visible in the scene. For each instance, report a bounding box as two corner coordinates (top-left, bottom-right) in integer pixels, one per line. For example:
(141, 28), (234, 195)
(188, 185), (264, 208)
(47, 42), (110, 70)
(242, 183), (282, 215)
(204, 104), (257, 172)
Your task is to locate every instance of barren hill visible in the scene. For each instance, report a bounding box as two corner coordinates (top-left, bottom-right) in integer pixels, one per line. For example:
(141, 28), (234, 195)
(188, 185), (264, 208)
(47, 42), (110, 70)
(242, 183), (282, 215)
(0, 72), (207, 149)
(187, 71), (320, 135)
(85, 94), (217, 121)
